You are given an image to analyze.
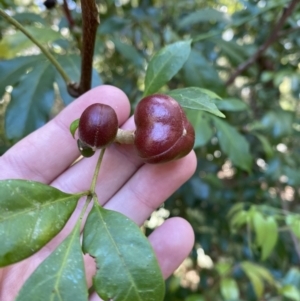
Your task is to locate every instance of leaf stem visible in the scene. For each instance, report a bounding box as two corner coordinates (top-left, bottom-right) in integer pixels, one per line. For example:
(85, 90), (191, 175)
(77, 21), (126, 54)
(0, 8), (71, 85)
(78, 195), (93, 225)
(90, 148), (106, 194)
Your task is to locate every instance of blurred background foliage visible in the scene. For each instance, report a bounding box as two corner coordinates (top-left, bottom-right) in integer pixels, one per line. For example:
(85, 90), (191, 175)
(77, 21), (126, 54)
(1, 0), (300, 300)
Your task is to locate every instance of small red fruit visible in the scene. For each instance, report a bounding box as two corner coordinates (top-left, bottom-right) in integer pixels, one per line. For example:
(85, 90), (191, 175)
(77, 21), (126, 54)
(134, 94), (195, 164)
(78, 103), (118, 150)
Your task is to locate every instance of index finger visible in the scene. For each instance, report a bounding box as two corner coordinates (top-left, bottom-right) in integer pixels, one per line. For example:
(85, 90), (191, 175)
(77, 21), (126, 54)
(0, 85), (131, 183)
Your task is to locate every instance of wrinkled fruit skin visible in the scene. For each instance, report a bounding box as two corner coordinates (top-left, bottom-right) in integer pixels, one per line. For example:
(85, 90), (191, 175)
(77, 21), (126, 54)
(43, 0), (56, 9)
(78, 103), (118, 149)
(134, 94), (195, 164)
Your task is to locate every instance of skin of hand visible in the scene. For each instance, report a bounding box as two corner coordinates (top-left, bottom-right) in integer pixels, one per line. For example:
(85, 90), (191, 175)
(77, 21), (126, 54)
(0, 85), (196, 301)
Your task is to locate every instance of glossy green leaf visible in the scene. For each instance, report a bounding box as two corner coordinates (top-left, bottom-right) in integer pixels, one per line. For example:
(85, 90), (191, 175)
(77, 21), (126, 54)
(5, 60), (55, 139)
(280, 285), (300, 301)
(168, 87), (225, 118)
(215, 98), (249, 111)
(213, 117), (252, 172)
(70, 118), (79, 138)
(15, 221), (88, 301)
(0, 179), (83, 267)
(0, 26), (62, 59)
(83, 203), (165, 301)
(143, 40), (191, 96)
(220, 278), (239, 300)
(186, 110), (213, 148)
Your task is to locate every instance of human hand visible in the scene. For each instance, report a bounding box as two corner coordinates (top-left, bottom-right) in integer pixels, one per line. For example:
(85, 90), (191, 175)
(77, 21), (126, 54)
(0, 85), (196, 301)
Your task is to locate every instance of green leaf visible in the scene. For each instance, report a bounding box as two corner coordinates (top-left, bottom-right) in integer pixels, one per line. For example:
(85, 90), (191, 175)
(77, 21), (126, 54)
(5, 60), (55, 139)
(220, 278), (239, 300)
(253, 133), (274, 159)
(230, 210), (248, 229)
(0, 180), (82, 267)
(83, 203), (165, 301)
(0, 26), (62, 59)
(167, 87), (225, 118)
(143, 40), (191, 96)
(178, 8), (231, 29)
(213, 117), (252, 172)
(70, 119), (79, 139)
(182, 49), (224, 92)
(262, 217), (278, 260)
(240, 261), (275, 298)
(112, 38), (144, 67)
(252, 210), (266, 247)
(215, 98), (249, 111)
(213, 39), (252, 67)
(280, 285), (300, 301)
(15, 222), (88, 301)
(227, 203), (245, 218)
(251, 210), (278, 260)
(286, 215), (300, 239)
(13, 12), (46, 25)
(260, 110), (294, 138)
(0, 55), (41, 97)
(186, 110), (214, 148)
(241, 261), (275, 298)
(185, 294), (205, 301)
(215, 261), (232, 276)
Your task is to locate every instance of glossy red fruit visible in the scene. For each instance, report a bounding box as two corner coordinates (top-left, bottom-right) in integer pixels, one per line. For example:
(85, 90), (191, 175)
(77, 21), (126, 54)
(134, 94), (195, 164)
(78, 103), (118, 149)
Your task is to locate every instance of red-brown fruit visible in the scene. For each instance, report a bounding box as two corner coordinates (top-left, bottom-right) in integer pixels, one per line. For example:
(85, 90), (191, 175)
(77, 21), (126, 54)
(78, 103), (118, 149)
(134, 94), (195, 164)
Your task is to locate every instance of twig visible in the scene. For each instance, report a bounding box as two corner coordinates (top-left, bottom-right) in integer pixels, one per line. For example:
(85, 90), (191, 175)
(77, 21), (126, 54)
(225, 0), (299, 86)
(62, 0), (75, 29)
(0, 8), (71, 85)
(278, 25), (300, 38)
(62, 0), (82, 52)
(68, 0), (100, 97)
